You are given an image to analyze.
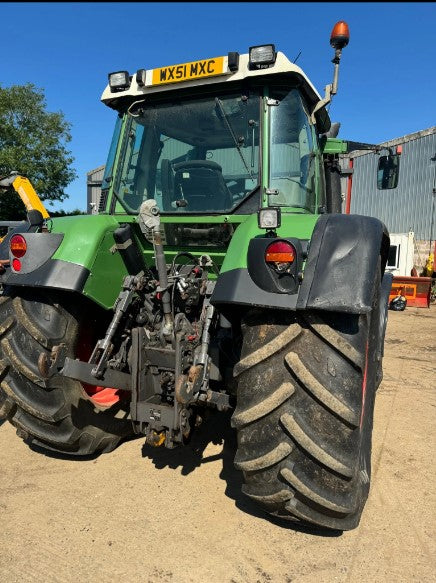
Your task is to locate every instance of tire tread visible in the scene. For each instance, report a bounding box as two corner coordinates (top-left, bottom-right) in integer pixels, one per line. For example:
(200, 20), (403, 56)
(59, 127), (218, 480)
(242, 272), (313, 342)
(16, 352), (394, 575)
(0, 291), (133, 456)
(233, 303), (379, 531)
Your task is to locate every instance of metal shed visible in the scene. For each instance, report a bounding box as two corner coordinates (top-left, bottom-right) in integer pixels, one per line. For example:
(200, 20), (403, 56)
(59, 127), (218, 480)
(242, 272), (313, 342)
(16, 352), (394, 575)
(86, 165), (105, 214)
(340, 126), (436, 271)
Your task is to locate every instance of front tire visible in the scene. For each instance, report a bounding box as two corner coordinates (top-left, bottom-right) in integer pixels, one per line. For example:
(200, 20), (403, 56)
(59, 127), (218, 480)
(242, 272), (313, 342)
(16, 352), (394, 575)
(0, 289), (134, 455)
(232, 285), (380, 530)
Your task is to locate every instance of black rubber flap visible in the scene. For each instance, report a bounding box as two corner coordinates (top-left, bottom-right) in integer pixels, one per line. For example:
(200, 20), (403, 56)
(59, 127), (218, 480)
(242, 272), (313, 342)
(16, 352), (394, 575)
(297, 214), (386, 314)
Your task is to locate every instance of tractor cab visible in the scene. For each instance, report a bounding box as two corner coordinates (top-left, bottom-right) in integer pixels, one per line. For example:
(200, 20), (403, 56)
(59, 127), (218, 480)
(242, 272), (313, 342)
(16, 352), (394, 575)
(99, 47), (332, 222)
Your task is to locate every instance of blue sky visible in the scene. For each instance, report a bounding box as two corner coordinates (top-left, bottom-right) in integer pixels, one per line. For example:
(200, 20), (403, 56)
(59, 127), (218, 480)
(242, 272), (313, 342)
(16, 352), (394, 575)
(1, 2), (435, 212)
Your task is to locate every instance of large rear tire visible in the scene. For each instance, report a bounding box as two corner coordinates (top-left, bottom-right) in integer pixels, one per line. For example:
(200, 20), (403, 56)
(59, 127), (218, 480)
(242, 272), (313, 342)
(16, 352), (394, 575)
(232, 275), (381, 530)
(0, 289), (134, 455)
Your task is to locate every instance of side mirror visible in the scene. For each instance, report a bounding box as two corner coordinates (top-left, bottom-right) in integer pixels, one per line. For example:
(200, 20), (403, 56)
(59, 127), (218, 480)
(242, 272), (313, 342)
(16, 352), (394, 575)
(377, 154), (400, 190)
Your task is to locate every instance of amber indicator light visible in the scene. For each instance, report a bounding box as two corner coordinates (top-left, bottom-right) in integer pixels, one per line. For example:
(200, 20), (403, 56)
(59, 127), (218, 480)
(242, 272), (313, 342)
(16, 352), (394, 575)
(265, 241), (296, 263)
(10, 234), (27, 258)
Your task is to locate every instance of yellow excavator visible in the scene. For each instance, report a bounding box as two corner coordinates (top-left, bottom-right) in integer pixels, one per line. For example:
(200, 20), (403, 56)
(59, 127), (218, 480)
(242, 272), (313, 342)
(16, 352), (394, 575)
(0, 172), (50, 270)
(0, 171), (50, 220)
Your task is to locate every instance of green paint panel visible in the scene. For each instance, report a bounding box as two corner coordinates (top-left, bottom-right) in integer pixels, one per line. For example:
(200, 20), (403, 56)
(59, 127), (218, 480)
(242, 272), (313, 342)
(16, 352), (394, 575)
(220, 213), (319, 273)
(47, 211), (318, 307)
(322, 138), (347, 154)
(51, 215), (121, 266)
(50, 214), (128, 310)
(129, 219), (244, 278)
(49, 213), (249, 308)
(83, 230), (128, 309)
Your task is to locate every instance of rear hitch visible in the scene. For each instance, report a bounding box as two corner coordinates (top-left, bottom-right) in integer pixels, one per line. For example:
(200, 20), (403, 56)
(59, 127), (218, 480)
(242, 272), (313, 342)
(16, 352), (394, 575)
(38, 343), (67, 378)
(38, 342), (132, 391)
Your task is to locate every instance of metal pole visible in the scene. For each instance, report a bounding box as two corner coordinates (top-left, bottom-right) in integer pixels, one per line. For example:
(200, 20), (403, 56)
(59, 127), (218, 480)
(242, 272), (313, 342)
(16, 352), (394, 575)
(345, 158), (353, 214)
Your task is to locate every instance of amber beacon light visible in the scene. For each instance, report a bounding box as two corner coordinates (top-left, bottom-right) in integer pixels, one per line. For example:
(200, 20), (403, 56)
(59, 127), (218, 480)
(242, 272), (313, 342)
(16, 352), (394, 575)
(330, 21), (350, 50)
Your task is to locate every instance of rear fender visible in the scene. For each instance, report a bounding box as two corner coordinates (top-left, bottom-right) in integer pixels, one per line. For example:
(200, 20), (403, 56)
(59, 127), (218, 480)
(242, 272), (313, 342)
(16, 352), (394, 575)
(296, 214), (390, 313)
(0, 215), (132, 309)
(212, 213), (389, 319)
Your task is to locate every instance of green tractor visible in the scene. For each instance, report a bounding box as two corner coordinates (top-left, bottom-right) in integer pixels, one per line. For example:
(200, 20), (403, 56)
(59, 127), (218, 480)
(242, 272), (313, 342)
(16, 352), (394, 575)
(0, 22), (392, 531)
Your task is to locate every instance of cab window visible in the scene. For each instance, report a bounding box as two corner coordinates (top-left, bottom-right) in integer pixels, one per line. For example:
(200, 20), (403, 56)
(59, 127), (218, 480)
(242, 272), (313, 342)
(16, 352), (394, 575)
(269, 88), (320, 212)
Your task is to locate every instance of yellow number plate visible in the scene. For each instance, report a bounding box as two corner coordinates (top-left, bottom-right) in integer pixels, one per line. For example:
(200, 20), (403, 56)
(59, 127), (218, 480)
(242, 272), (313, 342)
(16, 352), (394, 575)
(152, 57), (225, 86)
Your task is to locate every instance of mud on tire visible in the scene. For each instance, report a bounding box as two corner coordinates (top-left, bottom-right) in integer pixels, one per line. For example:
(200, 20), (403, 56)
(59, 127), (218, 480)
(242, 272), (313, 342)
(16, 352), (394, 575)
(232, 281), (380, 530)
(0, 289), (133, 455)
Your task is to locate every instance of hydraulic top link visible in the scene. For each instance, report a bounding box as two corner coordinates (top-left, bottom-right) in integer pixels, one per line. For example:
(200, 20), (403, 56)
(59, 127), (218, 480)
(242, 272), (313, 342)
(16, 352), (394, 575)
(138, 200), (174, 337)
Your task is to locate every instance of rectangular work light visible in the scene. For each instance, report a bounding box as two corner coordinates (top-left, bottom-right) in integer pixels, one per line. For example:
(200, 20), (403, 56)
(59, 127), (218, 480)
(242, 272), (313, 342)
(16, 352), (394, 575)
(108, 71), (131, 92)
(249, 44), (276, 69)
(258, 207), (281, 230)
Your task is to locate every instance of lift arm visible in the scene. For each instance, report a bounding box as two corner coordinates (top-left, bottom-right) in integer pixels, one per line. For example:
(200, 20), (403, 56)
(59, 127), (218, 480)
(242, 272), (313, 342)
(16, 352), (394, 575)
(0, 173), (50, 219)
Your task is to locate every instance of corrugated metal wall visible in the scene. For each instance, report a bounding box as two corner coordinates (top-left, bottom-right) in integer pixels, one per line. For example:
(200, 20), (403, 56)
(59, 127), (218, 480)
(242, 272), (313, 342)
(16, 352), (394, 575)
(87, 165), (105, 214)
(341, 129), (436, 239)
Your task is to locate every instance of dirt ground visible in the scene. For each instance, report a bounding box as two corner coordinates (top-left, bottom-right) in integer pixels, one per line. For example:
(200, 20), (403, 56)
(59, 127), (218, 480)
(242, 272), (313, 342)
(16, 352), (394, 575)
(0, 305), (435, 583)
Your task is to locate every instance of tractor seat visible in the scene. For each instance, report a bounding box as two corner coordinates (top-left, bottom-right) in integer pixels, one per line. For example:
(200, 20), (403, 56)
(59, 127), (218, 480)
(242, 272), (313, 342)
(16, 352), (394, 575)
(172, 160), (231, 212)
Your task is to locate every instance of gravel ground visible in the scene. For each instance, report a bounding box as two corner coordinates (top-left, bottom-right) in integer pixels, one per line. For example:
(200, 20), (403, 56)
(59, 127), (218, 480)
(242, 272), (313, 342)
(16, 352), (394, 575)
(0, 305), (435, 583)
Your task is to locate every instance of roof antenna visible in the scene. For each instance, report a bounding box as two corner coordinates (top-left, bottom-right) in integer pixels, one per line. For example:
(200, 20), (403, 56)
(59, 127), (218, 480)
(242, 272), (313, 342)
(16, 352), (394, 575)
(293, 51), (302, 64)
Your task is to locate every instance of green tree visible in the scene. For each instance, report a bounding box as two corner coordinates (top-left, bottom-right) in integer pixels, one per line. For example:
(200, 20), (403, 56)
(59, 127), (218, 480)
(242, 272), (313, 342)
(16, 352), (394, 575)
(0, 83), (77, 220)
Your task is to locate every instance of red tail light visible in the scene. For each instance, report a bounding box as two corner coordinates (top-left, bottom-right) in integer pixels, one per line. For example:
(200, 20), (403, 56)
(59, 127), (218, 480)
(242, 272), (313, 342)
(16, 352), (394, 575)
(10, 235), (27, 258)
(265, 241), (296, 264)
(12, 258), (22, 271)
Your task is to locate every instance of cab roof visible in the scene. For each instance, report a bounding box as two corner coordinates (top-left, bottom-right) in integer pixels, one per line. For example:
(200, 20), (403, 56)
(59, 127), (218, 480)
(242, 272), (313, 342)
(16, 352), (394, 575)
(101, 50), (330, 133)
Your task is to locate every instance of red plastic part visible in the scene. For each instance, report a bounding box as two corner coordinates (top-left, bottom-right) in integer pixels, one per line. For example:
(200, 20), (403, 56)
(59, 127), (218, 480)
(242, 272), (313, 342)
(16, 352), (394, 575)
(76, 324), (122, 407)
(10, 234), (27, 258)
(84, 385), (121, 406)
(12, 258), (21, 271)
(265, 241), (296, 263)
